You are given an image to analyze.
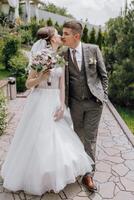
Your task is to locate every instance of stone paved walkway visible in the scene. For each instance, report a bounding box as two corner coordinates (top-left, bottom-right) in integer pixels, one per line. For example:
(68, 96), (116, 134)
(0, 97), (134, 200)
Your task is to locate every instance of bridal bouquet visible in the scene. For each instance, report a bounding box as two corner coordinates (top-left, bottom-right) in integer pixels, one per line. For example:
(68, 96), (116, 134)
(31, 48), (66, 73)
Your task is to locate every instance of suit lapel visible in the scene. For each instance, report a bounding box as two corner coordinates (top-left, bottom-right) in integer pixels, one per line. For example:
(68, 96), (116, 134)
(82, 43), (89, 70)
(82, 43), (93, 70)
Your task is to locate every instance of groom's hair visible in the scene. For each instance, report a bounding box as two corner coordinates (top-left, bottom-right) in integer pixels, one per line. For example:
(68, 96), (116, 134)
(63, 20), (83, 37)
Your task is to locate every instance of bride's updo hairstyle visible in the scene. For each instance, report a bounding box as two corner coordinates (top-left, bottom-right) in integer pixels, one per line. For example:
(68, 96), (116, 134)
(37, 26), (55, 45)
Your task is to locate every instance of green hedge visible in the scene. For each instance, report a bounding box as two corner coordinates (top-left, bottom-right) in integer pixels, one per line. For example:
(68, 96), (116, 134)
(9, 51), (29, 92)
(2, 34), (21, 70)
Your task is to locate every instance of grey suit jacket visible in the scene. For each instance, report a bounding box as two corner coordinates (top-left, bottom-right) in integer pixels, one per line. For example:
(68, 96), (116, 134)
(64, 43), (108, 107)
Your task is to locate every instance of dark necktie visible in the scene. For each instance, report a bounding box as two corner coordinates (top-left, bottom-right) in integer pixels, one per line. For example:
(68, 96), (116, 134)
(72, 49), (79, 70)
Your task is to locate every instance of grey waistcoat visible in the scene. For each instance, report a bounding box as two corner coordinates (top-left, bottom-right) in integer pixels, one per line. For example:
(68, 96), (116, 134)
(68, 52), (93, 101)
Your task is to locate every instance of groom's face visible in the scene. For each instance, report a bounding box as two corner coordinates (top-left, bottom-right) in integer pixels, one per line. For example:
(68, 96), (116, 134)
(62, 28), (80, 48)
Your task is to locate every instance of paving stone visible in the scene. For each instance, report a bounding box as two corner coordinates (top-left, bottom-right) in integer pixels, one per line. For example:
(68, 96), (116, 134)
(102, 141), (114, 148)
(112, 164), (129, 176)
(3, 188), (12, 193)
(0, 193), (14, 200)
(89, 193), (102, 200)
(110, 176), (120, 183)
(124, 160), (134, 170)
(63, 182), (81, 199)
(58, 191), (66, 199)
(112, 170), (120, 177)
(0, 176), (3, 185)
(94, 172), (111, 183)
(99, 182), (115, 199)
(120, 177), (134, 191)
(41, 193), (61, 200)
(73, 196), (90, 200)
(77, 191), (88, 197)
(98, 130), (110, 137)
(0, 185), (4, 193)
(12, 193), (21, 200)
(0, 152), (6, 162)
(113, 191), (134, 200)
(103, 156), (124, 164)
(114, 146), (130, 151)
(109, 176), (116, 182)
(122, 150), (134, 160)
(18, 191), (26, 199)
(116, 182), (125, 191)
(104, 147), (120, 156)
(125, 171), (134, 181)
(112, 130), (123, 137)
(29, 197), (41, 200)
(95, 161), (111, 173)
(25, 193), (39, 200)
(96, 151), (107, 160)
(113, 136), (129, 146)
(0, 141), (10, 151)
(114, 185), (120, 196)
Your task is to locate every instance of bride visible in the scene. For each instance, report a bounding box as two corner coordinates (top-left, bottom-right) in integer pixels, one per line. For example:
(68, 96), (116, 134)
(1, 26), (94, 195)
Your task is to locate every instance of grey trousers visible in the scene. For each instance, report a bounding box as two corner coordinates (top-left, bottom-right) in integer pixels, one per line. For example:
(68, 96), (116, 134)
(69, 97), (103, 175)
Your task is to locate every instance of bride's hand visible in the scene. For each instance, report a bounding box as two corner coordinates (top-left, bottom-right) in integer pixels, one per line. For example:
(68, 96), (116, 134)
(53, 106), (64, 121)
(38, 69), (50, 81)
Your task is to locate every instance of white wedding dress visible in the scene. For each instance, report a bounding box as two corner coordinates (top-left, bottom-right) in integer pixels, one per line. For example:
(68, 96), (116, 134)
(1, 67), (94, 195)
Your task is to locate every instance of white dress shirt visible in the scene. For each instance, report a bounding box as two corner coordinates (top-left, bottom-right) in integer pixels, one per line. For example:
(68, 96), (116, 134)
(70, 42), (82, 71)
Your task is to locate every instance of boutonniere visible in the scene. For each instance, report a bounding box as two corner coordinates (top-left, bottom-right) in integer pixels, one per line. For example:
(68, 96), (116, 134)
(89, 57), (97, 65)
(65, 61), (68, 66)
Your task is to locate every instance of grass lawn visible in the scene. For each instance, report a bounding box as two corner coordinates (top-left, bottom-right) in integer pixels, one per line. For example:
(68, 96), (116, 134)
(116, 105), (134, 134)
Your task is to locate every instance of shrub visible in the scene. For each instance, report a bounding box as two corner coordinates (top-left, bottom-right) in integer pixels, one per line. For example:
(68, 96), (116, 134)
(0, 90), (7, 136)
(29, 18), (39, 42)
(16, 75), (27, 92)
(109, 59), (134, 107)
(0, 38), (5, 64)
(2, 34), (21, 70)
(8, 51), (29, 92)
(20, 29), (32, 45)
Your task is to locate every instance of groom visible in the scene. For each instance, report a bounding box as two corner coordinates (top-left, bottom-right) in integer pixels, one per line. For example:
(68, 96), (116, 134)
(62, 20), (108, 191)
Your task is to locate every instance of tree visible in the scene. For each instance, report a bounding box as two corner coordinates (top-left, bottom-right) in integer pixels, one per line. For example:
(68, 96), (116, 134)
(89, 27), (96, 44)
(96, 26), (103, 49)
(47, 18), (53, 26)
(54, 21), (62, 35)
(81, 24), (89, 43)
(103, 0), (134, 107)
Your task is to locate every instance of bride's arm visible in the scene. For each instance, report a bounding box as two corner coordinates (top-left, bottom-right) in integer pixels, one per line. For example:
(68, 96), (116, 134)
(25, 69), (40, 89)
(26, 69), (49, 89)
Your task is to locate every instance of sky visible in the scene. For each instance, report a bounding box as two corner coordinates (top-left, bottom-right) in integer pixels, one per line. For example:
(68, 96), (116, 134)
(42, 0), (132, 25)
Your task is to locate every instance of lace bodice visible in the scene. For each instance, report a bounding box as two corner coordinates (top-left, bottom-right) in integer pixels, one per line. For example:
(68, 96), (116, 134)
(37, 67), (64, 89)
